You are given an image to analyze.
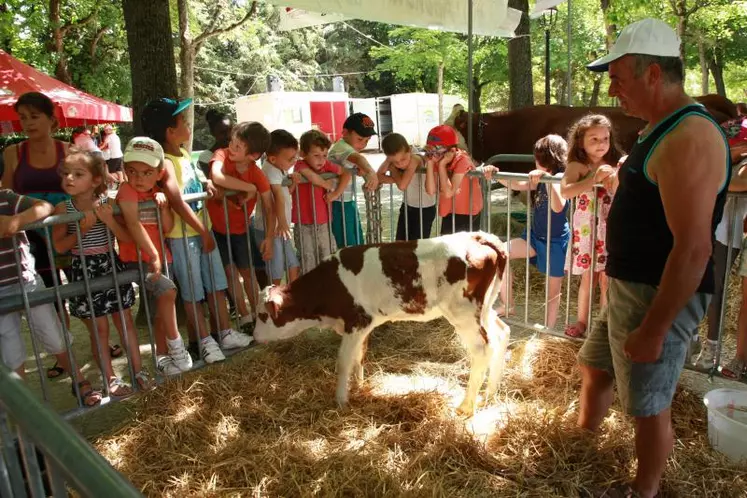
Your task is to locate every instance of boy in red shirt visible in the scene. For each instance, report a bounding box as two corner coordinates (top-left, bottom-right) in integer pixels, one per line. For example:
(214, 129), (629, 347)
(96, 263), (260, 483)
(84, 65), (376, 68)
(117, 137), (195, 374)
(208, 121), (275, 335)
(292, 130), (352, 273)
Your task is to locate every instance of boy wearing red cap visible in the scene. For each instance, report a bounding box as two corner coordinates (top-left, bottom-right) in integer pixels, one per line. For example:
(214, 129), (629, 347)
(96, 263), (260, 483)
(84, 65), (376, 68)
(327, 113), (379, 247)
(426, 125), (483, 234)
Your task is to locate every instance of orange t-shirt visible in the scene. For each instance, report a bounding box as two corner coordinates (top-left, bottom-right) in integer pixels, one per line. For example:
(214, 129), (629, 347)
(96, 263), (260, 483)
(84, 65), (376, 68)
(207, 148), (271, 235)
(438, 151), (483, 217)
(115, 183), (172, 263)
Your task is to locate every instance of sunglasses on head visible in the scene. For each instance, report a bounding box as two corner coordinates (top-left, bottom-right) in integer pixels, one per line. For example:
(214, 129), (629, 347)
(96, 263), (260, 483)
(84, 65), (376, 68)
(424, 146), (450, 158)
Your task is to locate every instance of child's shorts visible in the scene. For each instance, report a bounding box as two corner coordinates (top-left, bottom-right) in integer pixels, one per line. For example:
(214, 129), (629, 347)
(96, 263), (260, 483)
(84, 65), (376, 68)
(253, 228), (300, 281)
(167, 235), (228, 302)
(68, 253), (136, 319)
(0, 276), (72, 371)
(294, 223), (337, 274)
(213, 230), (259, 270)
(521, 229), (569, 278)
(331, 200), (365, 247)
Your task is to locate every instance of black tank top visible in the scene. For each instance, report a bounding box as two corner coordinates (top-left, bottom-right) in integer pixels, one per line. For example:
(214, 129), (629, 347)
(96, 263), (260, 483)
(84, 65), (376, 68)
(606, 103), (731, 294)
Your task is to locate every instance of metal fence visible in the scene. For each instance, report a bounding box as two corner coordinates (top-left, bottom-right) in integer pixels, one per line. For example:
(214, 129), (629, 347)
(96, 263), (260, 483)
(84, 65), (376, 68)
(0, 153), (744, 495)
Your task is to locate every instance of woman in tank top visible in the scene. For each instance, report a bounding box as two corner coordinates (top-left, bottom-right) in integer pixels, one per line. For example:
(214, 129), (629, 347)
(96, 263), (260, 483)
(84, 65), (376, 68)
(1, 92), (123, 376)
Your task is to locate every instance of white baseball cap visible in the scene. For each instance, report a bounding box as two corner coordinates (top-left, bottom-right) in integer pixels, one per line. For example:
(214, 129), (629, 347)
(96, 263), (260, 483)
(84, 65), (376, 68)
(123, 137), (164, 168)
(587, 18), (680, 72)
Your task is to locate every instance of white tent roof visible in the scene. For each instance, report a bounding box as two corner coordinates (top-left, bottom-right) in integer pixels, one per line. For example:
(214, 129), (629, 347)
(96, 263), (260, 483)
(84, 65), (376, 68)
(268, 0), (523, 37)
(529, 0), (567, 19)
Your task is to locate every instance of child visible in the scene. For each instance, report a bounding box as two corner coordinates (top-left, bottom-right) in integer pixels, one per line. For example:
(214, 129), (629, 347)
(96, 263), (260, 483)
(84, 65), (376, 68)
(293, 130), (352, 273)
(427, 125), (483, 234)
(327, 113), (379, 247)
(376, 133), (437, 240)
(52, 148), (151, 396)
(140, 98), (253, 358)
(0, 189), (101, 406)
(254, 129), (302, 285)
(117, 137), (194, 375)
(560, 114), (622, 339)
(208, 121), (276, 332)
(496, 134), (570, 329)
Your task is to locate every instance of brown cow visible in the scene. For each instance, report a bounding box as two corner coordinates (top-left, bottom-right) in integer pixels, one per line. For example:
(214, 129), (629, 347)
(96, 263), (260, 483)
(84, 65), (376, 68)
(454, 94), (737, 174)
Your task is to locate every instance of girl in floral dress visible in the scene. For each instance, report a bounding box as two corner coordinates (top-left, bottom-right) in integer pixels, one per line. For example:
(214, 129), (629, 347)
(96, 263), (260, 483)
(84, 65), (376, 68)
(560, 114), (624, 339)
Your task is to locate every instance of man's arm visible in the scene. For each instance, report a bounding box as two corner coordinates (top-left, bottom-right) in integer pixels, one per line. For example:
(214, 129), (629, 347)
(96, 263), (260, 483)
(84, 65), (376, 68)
(640, 117), (727, 339)
(728, 161), (747, 192)
(1, 145), (17, 190)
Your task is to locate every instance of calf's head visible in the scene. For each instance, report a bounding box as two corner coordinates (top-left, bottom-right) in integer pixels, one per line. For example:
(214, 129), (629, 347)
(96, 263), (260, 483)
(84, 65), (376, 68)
(253, 285), (322, 343)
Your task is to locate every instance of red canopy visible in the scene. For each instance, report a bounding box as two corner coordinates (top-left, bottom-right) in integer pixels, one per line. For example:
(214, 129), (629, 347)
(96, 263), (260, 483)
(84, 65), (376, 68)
(0, 49), (132, 134)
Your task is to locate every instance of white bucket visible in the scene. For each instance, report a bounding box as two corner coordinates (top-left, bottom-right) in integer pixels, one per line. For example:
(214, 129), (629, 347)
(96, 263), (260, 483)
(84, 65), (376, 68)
(703, 388), (747, 464)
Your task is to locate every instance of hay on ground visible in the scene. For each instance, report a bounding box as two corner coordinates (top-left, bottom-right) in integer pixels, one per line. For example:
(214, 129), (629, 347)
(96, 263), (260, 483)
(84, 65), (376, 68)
(93, 320), (746, 497)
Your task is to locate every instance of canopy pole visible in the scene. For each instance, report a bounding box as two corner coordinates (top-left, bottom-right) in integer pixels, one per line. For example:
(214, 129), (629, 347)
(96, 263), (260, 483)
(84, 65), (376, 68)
(567, 0), (572, 106)
(467, 0), (474, 154)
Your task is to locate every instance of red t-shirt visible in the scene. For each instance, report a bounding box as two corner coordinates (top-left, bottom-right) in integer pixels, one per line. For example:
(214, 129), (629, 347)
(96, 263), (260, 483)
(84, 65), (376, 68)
(115, 183), (172, 263)
(438, 151), (483, 217)
(292, 159), (342, 225)
(207, 148), (271, 235)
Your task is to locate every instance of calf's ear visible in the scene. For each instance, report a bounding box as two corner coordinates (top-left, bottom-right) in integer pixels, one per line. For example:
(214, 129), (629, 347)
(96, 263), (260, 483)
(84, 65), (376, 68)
(266, 300), (279, 320)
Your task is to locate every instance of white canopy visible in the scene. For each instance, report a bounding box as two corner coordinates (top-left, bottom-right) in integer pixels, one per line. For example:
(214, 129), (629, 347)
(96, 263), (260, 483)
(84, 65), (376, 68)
(529, 0), (567, 19)
(267, 0), (523, 37)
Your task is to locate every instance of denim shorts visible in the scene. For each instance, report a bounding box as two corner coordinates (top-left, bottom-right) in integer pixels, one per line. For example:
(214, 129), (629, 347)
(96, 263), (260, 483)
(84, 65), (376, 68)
(253, 228), (300, 281)
(578, 277), (709, 417)
(167, 235), (228, 302)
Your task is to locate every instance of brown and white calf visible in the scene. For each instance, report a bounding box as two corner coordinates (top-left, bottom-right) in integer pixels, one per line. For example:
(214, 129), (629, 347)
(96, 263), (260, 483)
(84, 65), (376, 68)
(253, 231), (511, 416)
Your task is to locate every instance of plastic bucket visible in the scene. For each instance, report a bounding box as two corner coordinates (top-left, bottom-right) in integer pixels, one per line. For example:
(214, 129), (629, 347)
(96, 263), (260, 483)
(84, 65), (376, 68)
(703, 388), (747, 464)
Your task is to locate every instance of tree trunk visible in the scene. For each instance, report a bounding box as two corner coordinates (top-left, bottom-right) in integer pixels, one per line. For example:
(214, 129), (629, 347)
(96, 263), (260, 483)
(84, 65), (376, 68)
(698, 37), (709, 95)
(437, 61), (444, 123)
(507, 0), (533, 110)
(677, 10), (687, 77)
(472, 78), (483, 115)
(599, 0), (617, 50)
(177, 0), (195, 152)
(122, 0), (179, 135)
(589, 75), (602, 106)
(49, 0), (72, 84)
(708, 51), (726, 97)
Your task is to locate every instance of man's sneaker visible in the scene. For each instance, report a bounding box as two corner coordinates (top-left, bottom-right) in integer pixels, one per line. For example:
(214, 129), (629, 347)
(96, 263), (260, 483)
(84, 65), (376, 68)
(693, 340), (717, 369)
(170, 347), (194, 372)
(201, 337), (226, 364)
(157, 356), (183, 377)
(220, 329), (254, 349)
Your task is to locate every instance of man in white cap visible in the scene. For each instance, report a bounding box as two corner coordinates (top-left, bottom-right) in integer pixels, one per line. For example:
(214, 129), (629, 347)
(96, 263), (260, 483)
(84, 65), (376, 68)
(576, 18), (731, 498)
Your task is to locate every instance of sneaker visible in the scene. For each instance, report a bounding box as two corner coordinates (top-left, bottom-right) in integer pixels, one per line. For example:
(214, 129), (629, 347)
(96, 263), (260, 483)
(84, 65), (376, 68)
(157, 355), (183, 377)
(693, 340), (716, 369)
(220, 329), (254, 349)
(201, 337), (226, 364)
(169, 346), (194, 373)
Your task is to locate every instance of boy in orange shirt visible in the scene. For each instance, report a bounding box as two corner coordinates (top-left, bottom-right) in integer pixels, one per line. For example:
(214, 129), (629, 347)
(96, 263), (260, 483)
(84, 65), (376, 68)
(292, 130), (352, 273)
(117, 137), (194, 375)
(208, 121), (276, 336)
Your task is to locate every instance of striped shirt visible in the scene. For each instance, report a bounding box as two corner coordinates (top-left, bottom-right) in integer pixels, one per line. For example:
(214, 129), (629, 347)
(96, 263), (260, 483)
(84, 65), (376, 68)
(65, 198), (112, 256)
(0, 189), (37, 287)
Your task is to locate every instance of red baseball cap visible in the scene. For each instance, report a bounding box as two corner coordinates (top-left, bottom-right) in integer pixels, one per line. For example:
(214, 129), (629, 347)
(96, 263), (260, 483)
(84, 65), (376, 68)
(426, 125), (458, 148)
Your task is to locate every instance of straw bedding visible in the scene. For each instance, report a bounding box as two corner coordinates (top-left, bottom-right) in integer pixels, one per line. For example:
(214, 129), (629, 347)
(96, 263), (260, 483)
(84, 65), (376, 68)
(93, 317), (745, 497)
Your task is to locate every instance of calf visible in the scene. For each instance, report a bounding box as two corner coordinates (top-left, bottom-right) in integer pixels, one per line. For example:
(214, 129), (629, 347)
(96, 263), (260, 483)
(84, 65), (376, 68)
(253, 231), (511, 416)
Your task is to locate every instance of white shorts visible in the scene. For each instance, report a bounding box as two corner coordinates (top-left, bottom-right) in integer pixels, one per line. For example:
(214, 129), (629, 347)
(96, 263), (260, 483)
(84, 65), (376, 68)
(0, 276), (72, 371)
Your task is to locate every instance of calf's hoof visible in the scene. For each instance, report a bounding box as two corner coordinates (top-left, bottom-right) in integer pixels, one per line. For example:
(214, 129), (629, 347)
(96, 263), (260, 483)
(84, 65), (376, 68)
(456, 399), (475, 418)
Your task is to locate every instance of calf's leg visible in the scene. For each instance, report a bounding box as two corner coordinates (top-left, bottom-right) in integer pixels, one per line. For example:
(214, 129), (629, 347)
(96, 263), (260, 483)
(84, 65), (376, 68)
(484, 313), (511, 404)
(336, 331), (370, 407)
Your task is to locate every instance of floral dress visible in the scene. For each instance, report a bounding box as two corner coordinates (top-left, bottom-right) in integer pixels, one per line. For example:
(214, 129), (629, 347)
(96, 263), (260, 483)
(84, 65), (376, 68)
(566, 172), (613, 275)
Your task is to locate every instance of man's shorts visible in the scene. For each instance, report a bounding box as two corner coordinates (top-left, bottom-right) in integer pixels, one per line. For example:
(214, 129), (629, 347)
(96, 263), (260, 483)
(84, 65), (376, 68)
(578, 277), (709, 418)
(213, 231), (257, 270)
(0, 276), (72, 371)
(167, 235), (228, 302)
(253, 228), (300, 281)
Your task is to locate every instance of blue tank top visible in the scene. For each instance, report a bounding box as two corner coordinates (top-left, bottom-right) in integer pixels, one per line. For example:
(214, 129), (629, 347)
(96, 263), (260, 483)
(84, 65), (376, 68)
(606, 104), (731, 294)
(531, 182), (569, 240)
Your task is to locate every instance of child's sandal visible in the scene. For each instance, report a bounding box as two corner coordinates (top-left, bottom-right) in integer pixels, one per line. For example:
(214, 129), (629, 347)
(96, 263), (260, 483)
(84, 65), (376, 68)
(108, 377), (133, 398)
(72, 380), (102, 407)
(134, 371), (155, 392)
